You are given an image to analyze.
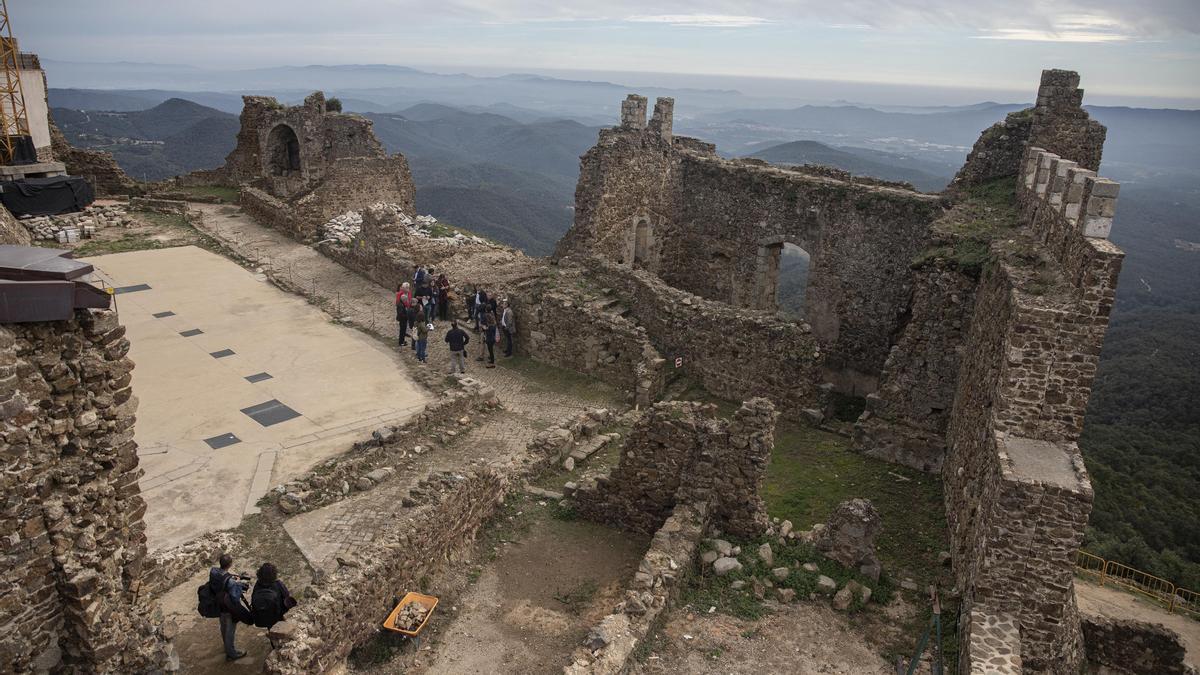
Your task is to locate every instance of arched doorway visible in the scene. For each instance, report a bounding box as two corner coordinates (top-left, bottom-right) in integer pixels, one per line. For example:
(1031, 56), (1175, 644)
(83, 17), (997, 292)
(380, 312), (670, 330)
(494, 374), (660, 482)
(755, 239), (812, 317)
(633, 217), (651, 267)
(267, 124), (302, 177)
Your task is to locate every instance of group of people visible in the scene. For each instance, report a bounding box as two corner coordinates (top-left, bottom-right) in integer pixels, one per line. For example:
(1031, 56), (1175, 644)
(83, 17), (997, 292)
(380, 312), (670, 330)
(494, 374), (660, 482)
(395, 267), (516, 373)
(206, 554), (296, 661)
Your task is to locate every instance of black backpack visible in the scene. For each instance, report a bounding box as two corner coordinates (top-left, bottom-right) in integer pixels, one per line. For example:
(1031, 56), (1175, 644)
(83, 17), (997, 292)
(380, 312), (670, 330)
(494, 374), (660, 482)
(251, 584), (282, 628)
(197, 572), (227, 618)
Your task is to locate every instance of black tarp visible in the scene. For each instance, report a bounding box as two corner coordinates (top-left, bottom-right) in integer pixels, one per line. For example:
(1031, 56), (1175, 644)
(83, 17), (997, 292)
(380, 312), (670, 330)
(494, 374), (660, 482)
(0, 176), (94, 217)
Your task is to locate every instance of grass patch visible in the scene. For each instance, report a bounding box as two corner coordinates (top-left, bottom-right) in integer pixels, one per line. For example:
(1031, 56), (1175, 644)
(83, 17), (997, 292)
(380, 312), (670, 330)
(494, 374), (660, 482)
(176, 185), (240, 203)
(496, 354), (622, 405)
(914, 176), (1022, 278)
(74, 234), (170, 257)
(764, 422), (948, 587)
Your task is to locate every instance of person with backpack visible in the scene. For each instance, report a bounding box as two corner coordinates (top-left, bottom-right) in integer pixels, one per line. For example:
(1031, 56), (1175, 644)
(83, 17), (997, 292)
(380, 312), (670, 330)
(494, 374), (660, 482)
(250, 562), (296, 642)
(202, 553), (250, 661)
(444, 320), (470, 374)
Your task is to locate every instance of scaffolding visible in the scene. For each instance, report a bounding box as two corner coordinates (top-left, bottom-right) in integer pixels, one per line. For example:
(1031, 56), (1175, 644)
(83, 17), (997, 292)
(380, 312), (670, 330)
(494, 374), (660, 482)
(0, 0), (29, 165)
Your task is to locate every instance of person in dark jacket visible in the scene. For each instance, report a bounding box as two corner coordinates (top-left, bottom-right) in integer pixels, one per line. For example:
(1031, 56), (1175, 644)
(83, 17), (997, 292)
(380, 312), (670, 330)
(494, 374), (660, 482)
(436, 273), (450, 321)
(209, 553), (249, 661)
(444, 320), (470, 374)
(481, 309), (497, 368)
(407, 302), (420, 352)
(251, 562), (295, 637)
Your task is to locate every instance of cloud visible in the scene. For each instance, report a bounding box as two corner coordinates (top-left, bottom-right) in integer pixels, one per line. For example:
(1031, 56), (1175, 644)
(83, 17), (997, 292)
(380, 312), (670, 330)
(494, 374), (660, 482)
(974, 13), (1138, 43)
(625, 14), (772, 28)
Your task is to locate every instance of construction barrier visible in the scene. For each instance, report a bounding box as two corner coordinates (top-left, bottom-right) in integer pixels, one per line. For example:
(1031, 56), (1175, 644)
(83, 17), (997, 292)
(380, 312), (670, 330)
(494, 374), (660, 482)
(1076, 550), (1198, 618)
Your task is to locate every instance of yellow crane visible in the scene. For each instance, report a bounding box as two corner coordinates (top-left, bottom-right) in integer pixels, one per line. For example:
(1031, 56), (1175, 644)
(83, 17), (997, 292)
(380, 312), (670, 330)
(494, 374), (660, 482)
(0, 0), (30, 165)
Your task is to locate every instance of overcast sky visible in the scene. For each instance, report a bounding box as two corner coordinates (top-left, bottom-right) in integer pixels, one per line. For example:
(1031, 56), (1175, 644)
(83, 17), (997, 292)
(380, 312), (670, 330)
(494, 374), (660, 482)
(14, 1), (1200, 105)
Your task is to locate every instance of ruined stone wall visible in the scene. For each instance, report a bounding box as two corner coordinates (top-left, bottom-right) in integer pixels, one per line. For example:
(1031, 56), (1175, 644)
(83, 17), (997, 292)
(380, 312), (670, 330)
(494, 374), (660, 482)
(571, 399), (776, 539)
(293, 156), (415, 228)
(669, 157), (943, 392)
(1081, 614), (1191, 675)
(1028, 70), (1106, 172)
(950, 108), (1033, 190)
(240, 187), (301, 238)
(560, 95), (946, 394)
(0, 204), (32, 245)
(854, 260), (977, 471)
(265, 470), (506, 674)
(515, 270), (666, 407)
(574, 256), (824, 417)
(193, 92), (415, 242)
(943, 111), (1123, 672)
(555, 95), (692, 269)
(0, 309), (174, 673)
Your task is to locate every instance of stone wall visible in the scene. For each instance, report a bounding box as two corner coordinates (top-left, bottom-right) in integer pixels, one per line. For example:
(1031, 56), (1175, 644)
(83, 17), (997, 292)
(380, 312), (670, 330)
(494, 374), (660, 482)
(514, 266), (666, 407)
(950, 108), (1033, 190)
(189, 92), (415, 242)
(559, 97), (947, 393)
(264, 470), (507, 674)
(0, 309), (174, 673)
(1080, 614), (1192, 675)
(128, 197), (189, 215)
(570, 399), (776, 539)
(853, 260), (977, 472)
(942, 93), (1124, 671)
(573, 256), (825, 418)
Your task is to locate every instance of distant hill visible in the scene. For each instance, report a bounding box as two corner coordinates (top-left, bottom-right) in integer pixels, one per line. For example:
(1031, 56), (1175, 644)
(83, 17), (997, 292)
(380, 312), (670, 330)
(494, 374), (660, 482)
(51, 98), (238, 181)
(747, 140), (951, 192)
(365, 106), (600, 254)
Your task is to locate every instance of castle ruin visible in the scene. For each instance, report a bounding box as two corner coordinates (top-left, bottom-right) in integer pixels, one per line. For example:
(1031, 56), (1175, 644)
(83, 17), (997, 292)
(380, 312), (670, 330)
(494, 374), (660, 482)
(0, 67), (1157, 674)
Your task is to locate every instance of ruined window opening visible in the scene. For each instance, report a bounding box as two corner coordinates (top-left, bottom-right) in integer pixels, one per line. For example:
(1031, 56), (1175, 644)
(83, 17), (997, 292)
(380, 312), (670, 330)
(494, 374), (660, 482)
(756, 241), (811, 318)
(633, 218), (651, 267)
(267, 124), (302, 176)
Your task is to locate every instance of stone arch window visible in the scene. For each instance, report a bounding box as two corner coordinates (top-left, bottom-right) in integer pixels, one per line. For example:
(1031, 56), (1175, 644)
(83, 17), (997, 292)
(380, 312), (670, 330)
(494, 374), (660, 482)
(633, 216), (652, 267)
(267, 124), (302, 177)
(754, 237), (812, 318)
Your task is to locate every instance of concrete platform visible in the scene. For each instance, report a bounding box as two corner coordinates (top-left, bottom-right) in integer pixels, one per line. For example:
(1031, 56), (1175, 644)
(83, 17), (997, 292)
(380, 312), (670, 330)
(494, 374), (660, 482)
(82, 246), (427, 551)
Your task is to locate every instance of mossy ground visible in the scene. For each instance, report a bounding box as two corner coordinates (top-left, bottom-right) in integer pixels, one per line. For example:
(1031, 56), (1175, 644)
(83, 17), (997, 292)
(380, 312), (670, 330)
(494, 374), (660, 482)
(914, 176), (1022, 277)
(495, 354), (622, 406)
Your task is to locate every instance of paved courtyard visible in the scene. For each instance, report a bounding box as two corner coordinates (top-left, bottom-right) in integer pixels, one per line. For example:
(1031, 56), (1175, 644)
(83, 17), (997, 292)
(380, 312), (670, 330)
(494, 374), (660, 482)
(83, 246), (428, 551)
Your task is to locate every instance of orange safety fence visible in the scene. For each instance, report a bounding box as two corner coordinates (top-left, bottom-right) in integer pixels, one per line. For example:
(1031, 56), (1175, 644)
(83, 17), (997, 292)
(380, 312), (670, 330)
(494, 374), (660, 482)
(1075, 550), (1199, 618)
(1175, 587), (1200, 620)
(1075, 550), (1106, 583)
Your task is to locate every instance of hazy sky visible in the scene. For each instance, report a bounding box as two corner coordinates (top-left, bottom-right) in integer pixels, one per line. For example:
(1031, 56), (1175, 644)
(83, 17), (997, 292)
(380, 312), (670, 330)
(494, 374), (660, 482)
(14, 1), (1200, 104)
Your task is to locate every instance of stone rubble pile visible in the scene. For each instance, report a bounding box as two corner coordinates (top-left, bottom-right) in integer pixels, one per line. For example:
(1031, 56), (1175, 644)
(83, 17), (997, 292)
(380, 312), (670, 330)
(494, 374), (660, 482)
(319, 202), (488, 245)
(391, 600), (431, 632)
(20, 205), (131, 243)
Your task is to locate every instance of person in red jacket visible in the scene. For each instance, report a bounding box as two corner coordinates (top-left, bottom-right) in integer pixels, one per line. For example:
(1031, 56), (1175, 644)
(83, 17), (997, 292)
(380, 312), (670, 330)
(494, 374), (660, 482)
(395, 282), (412, 346)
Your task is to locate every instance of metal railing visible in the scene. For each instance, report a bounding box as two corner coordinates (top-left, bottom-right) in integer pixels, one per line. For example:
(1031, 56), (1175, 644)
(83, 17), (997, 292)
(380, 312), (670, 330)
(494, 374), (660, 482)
(1075, 549), (1198, 618)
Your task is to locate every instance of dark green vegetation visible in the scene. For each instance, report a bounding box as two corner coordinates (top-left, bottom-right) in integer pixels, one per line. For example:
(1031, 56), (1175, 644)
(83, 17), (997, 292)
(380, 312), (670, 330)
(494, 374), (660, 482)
(1080, 172), (1200, 591)
(748, 139), (950, 192)
(52, 99), (238, 180)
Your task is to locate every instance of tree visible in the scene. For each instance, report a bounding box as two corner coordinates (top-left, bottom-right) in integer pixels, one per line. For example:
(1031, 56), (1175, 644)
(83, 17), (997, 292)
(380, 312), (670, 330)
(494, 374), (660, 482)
(326, 97), (343, 113)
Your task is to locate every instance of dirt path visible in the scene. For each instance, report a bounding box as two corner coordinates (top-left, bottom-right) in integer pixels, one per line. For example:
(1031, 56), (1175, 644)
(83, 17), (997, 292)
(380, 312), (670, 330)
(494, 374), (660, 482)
(416, 505), (648, 675)
(642, 602), (894, 675)
(1076, 579), (1199, 667)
